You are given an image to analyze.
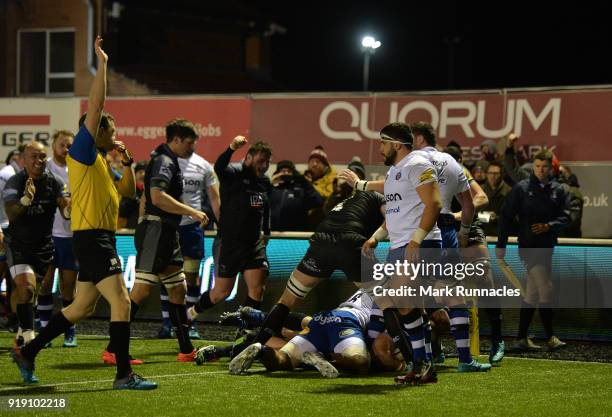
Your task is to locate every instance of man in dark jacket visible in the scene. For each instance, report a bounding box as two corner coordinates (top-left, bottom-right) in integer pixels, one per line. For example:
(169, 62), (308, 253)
(270, 160), (322, 231)
(496, 150), (570, 352)
(481, 161), (512, 236)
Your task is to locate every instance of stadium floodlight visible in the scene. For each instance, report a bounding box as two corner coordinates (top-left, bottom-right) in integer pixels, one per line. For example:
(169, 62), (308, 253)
(361, 35), (381, 91)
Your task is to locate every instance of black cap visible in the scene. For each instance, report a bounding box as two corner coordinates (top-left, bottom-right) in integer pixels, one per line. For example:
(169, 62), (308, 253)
(274, 160), (296, 175)
(348, 157), (366, 180)
(134, 161), (147, 172)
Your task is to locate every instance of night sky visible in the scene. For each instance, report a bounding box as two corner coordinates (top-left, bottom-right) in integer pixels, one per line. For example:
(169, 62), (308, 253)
(116, 1), (612, 92)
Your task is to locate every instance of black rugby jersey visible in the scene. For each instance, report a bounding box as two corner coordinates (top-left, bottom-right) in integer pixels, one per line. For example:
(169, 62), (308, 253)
(144, 144), (184, 226)
(316, 191), (385, 240)
(215, 147), (271, 245)
(3, 169), (67, 247)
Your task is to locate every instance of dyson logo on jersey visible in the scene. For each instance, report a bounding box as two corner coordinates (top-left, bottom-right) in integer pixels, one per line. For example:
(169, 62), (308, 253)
(385, 193), (402, 202)
(313, 314), (342, 325)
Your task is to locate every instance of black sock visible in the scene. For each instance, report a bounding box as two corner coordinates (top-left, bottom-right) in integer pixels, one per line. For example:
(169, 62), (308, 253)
(109, 321), (132, 379)
(485, 307), (503, 342)
(21, 312), (72, 361)
(168, 302), (194, 354)
(217, 345), (233, 358)
(244, 296), (262, 310)
(539, 305), (553, 339)
(16, 303), (34, 331)
(517, 302), (536, 339)
(254, 303), (290, 345)
(383, 308), (413, 364)
(284, 312), (307, 332)
(107, 301), (139, 353)
(195, 291), (215, 313)
(130, 300), (140, 322)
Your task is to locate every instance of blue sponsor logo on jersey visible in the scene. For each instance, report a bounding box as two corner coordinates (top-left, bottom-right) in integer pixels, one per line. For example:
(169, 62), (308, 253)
(385, 206), (400, 215)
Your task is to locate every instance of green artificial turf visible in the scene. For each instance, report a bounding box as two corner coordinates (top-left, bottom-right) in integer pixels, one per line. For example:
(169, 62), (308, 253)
(1, 333), (611, 417)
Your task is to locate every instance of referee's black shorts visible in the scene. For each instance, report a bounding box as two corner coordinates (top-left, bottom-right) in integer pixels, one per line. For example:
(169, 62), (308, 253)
(135, 219), (183, 275)
(296, 232), (365, 282)
(73, 229), (123, 285)
(214, 236), (268, 278)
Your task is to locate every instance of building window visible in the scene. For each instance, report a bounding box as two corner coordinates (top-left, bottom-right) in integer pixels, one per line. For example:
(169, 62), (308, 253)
(18, 29), (75, 96)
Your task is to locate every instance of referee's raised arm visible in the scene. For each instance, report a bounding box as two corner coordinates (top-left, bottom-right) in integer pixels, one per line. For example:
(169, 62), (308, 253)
(83, 36), (108, 140)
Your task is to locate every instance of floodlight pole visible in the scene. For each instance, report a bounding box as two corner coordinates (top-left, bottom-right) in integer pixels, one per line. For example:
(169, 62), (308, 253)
(362, 51), (371, 91)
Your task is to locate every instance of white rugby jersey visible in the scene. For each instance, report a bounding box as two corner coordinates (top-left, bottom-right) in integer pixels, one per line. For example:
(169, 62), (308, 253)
(0, 163), (19, 229)
(47, 157), (72, 238)
(337, 290), (381, 330)
(416, 146), (469, 214)
(384, 152), (441, 249)
(178, 152), (216, 226)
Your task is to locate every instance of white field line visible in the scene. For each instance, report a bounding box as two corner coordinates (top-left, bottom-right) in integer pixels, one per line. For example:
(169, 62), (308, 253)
(0, 368), (268, 392)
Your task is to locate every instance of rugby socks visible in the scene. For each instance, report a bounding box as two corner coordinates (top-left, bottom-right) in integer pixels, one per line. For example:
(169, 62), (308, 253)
(62, 299), (76, 338)
(401, 309), (427, 363)
(245, 295), (262, 310)
(106, 300), (139, 353)
(485, 307), (503, 343)
(21, 311), (72, 361)
(159, 286), (172, 328)
(168, 302), (194, 354)
(109, 321), (132, 379)
(186, 284), (200, 324)
(539, 304), (554, 339)
(517, 301), (536, 339)
(383, 308), (414, 363)
(254, 303), (289, 345)
(194, 290), (215, 313)
(36, 294), (54, 329)
(422, 313), (433, 362)
(16, 303), (34, 334)
(449, 307), (472, 364)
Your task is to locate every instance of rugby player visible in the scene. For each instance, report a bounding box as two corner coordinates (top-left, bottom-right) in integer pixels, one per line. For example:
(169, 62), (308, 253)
(238, 290), (386, 378)
(408, 122), (491, 372)
(229, 163), (385, 374)
(36, 130), (79, 348)
(0, 146), (25, 333)
(445, 145), (505, 364)
(188, 137), (271, 321)
(10, 37), (156, 389)
(109, 118), (208, 362)
(158, 149), (220, 340)
(340, 122), (442, 384)
(3, 141), (69, 352)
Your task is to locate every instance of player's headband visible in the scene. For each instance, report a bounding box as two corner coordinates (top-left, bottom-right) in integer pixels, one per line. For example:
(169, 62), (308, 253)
(380, 133), (411, 145)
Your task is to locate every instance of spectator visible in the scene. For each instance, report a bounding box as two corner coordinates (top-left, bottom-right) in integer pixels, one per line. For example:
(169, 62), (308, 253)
(496, 150), (571, 351)
(324, 157), (366, 213)
(480, 139), (498, 162)
(481, 161), (512, 236)
(307, 146), (336, 198)
(270, 160), (323, 231)
(471, 161), (488, 185)
(118, 161), (146, 229)
(307, 146), (336, 227)
(557, 165), (583, 238)
(500, 133), (531, 185)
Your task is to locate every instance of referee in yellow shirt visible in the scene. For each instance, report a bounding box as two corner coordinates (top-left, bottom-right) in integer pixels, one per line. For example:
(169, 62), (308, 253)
(11, 37), (156, 390)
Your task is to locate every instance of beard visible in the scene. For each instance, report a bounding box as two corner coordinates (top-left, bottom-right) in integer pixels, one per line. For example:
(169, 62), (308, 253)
(383, 149), (397, 166)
